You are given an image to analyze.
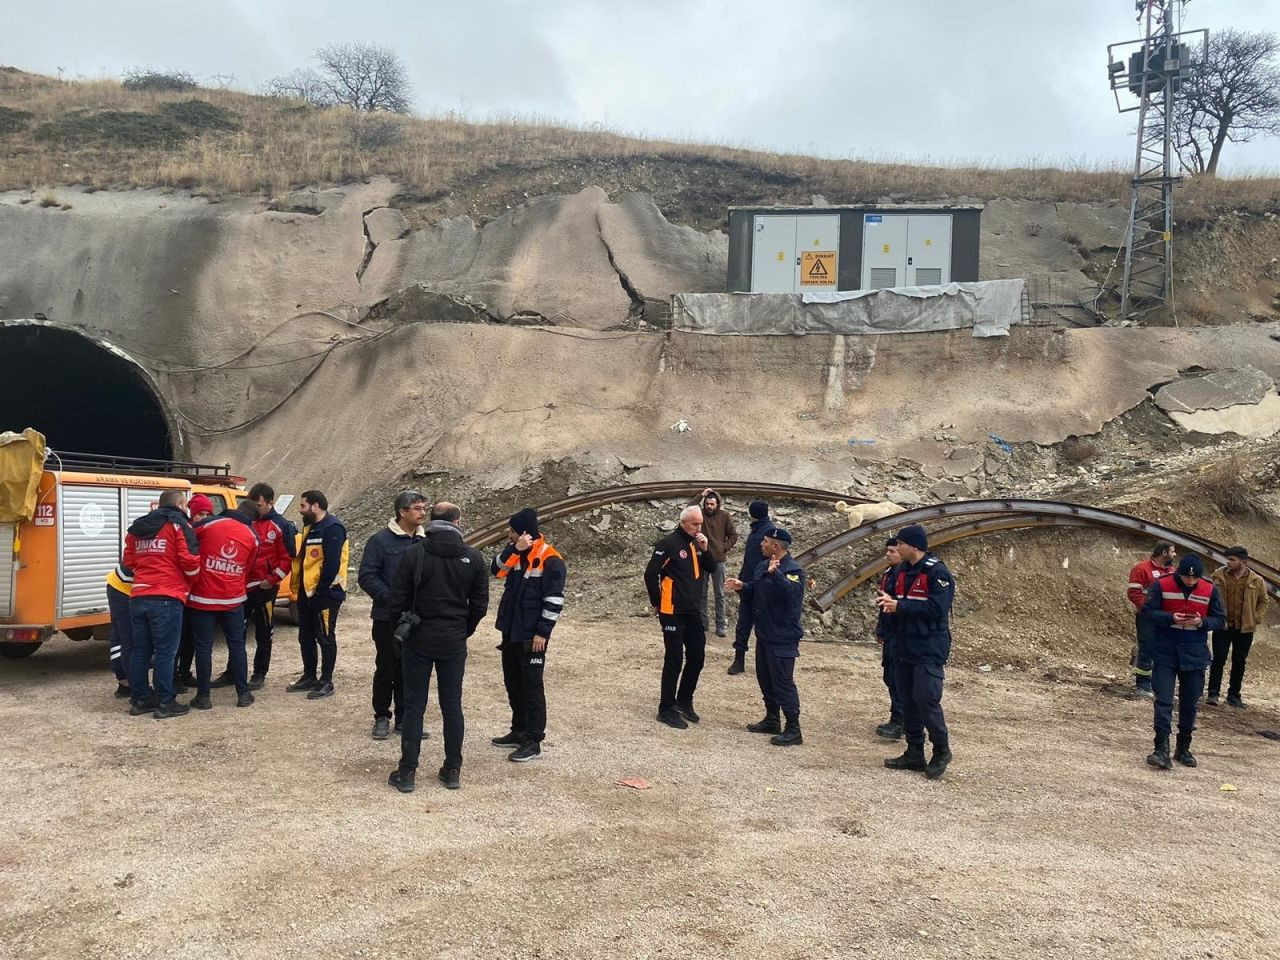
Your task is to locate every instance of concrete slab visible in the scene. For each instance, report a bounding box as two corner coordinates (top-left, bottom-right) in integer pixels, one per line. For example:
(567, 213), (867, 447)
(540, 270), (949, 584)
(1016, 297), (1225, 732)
(1154, 367), (1275, 414)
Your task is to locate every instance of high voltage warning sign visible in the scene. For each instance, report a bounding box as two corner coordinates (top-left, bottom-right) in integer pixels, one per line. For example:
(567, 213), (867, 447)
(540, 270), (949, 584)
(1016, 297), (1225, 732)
(800, 251), (836, 286)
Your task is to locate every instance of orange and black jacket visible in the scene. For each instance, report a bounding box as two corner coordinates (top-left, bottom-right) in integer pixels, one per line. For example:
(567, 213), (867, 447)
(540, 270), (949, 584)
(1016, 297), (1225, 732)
(644, 528), (711, 617)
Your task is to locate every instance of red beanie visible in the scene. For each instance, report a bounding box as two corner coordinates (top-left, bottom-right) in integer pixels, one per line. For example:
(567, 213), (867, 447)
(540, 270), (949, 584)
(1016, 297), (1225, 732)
(188, 494), (214, 515)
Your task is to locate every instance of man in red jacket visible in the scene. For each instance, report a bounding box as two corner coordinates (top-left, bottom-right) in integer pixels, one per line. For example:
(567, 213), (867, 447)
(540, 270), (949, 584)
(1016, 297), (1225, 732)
(1127, 541), (1176, 698)
(125, 489), (201, 719)
(188, 500), (260, 709)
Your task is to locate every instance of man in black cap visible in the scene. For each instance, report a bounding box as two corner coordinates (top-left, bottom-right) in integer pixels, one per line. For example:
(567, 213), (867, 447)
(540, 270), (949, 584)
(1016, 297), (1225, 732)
(490, 507), (567, 763)
(1142, 554), (1226, 769)
(727, 524), (806, 745)
(873, 537), (905, 740)
(1208, 545), (1268, 709)
(728, 500), (772, 675)
(876, 524), (955, 779)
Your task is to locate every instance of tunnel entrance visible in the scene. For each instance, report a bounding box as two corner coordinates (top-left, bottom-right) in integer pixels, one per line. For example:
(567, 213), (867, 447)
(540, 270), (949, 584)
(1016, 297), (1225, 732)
(0, 322), (176, 460)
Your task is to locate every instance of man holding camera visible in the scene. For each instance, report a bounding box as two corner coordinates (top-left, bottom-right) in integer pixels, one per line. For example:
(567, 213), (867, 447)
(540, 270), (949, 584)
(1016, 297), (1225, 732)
(490, 508), (567, 763)
(387, 502), (489, 793)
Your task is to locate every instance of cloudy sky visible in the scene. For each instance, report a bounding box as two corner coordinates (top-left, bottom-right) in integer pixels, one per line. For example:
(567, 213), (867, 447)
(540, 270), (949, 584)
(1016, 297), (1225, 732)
(3, 0), (1279, 172)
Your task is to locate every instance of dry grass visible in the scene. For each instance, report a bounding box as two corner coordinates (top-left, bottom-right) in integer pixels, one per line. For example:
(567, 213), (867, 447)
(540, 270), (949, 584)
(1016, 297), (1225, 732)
(2, 68), (1279, 222)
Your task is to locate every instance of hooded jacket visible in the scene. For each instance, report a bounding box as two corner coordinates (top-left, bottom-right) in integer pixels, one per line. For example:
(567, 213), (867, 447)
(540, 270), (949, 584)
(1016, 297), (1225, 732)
(685, 490), (738, 564)
(492, 536), (567, 647)
(358, 519), (425, 622)
(189, 507), (260, 612)
(123, 506), (200, 602)
(388, 520), (489, 657)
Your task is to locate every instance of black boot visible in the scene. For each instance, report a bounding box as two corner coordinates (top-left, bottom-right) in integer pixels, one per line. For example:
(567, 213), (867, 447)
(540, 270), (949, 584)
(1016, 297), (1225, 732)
(1174, 732), (1197, 767)
(875, 718), (904, 740)
(1146, 735), (1172, 770)
(188, 691), (212, 710)
(925, 738), (952, 780)
(770, 721), (803, 746)
(388, 768), (415, 793)
(746, 713), (781, 734)
(884, 743), (926, 771)
(727, 652), (745, 675)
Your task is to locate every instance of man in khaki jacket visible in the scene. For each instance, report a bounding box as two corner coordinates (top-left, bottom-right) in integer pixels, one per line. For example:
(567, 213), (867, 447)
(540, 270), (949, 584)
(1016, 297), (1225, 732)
(687, 488), (739, 638)
(1207, 546), (1268, 709)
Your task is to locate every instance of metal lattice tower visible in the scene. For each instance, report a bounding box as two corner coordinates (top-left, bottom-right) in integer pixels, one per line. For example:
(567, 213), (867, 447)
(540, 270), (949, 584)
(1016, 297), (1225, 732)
(1105, 1), (1206, 321)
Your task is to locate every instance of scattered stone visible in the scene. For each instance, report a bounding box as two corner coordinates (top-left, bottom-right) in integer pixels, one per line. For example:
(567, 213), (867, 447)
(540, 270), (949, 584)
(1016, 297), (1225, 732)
(929, 480), (967, 501)
(657, 520), (677, 532)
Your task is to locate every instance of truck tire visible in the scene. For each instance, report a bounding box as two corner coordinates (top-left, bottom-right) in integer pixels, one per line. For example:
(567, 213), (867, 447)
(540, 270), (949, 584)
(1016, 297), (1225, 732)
(0, 642), (41, 659)
(63, 627), (94, 642)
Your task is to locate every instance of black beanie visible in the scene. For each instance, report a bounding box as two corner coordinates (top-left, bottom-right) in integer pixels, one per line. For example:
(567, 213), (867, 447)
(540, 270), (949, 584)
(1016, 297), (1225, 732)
(749, 500), (769, 520)
(896, 524), (929, 552)
(509, 507), (540, 538)
(1177, 554), (1203, 577)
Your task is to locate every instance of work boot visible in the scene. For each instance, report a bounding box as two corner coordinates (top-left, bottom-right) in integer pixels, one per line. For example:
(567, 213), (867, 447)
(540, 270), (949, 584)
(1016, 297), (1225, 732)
(172, 677), (190, 695)
(770, 722), (803, 747)
(509, 742), (542, 763)
(875, 718), (904, 740)
(306, 681), (335, 700)
(114, 683), (131, 699)
(248, 674), (266, 691)
(925, 738), (952, 780)
(372, 717), (391, 740)
(657, 708), (689, 730)
(394, 719), (404, 735)
(236, 691), (255, 708)
(746, 714), (781, 735)
(1146, 735), (1173, 770)
(209, 671), (234, 689)
(388, 768), (415, 793)
(154, 699), (191, 719)
(1174, 733), (1197, 767)
(437, 765), (461, 790)
(676, 701), (701, 724)
(286, 675), (316, 693)
(188, 691), (212, 710)
(884, 743), (927, 771)
(491, 731), (524, 748)
(1205, 693), (1219, 706)
(1226, 696), (1247, 710)
(129, 696), (159, 716)
(727, 652), (745, 675)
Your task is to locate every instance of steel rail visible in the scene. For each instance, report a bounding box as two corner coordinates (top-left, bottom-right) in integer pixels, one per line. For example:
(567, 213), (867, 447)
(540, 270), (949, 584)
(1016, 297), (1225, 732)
(796, 498), (1280, 610)
(810, 515), (1090, 609)
(465, 481), (871, 549)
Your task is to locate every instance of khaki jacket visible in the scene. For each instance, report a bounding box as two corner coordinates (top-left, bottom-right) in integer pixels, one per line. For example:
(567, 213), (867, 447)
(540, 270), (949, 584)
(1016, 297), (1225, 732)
(1210, 566), (1269, 632)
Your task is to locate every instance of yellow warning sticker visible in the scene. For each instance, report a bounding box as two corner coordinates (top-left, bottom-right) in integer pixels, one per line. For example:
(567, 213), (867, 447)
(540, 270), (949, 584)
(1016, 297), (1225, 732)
(776, 251), (785, 261)
(925, 237), (932, 247)
(883, 243), (891, 254)
(800, 251), (836, 286)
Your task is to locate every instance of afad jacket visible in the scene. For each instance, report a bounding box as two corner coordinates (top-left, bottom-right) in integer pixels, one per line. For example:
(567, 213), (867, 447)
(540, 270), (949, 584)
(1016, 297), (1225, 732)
(882, 552), (956, 665)
(740, 553), (806, 655)
(492, 536), (567, 647)
(248, 509), (297, 591)
(644, 527), (711, 617)
(122, 506), (200, 602)
(292, 513), (349, 603)
(189, 511), (260, 612)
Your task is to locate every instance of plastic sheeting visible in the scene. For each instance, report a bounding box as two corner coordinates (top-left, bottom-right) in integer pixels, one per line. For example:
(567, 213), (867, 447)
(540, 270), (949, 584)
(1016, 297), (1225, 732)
(0, 428), (47, 523)
(672, 279), (1026, 338)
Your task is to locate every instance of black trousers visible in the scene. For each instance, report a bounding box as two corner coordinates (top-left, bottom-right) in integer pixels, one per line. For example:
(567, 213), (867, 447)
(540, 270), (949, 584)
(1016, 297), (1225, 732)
(297, 593), (340, 683)
(894, 661), (948, 747)
(659, 614), (705, 712)
(1152, 664), (1205, 736)
(881, 636), (902, 722)
(754, 642), (800, 723)
(1208, 628), (1254, 699)
(371, 618), (404, 721)
(175, 609), (196, 680)
(733, 592), (755, 655)
(400, 644), (466, 771)
(501, 632), (547, 743)
(244, 587), (277, 677)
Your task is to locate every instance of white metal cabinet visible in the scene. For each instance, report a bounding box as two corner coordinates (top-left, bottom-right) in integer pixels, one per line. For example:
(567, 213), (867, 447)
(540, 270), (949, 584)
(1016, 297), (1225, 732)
(58, 485), (121, 618)
(751, 215), (840, 293)
(905, 214), (952, 286)
(861, 214), (910, 289)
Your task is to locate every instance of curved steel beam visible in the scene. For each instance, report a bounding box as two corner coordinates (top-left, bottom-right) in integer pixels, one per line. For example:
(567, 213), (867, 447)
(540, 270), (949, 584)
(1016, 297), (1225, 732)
(797, 498), (1280, 610)
(466, 481), (871, 549)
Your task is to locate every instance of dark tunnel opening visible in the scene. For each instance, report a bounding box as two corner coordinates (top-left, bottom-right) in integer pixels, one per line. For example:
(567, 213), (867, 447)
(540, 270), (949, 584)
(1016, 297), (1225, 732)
(0, 324), (175, 460)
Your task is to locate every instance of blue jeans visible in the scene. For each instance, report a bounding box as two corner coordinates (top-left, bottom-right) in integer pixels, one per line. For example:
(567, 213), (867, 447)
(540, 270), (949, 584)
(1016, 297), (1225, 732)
(191, 606), (248, 695)
(128, 596), (185, 705)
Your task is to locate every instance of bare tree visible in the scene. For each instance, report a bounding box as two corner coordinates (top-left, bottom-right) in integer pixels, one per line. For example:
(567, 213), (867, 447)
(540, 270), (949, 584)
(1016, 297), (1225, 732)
(312, 43), (412, 114)
(1177, 29), (1280, 175)
(263, 68), (335, 107)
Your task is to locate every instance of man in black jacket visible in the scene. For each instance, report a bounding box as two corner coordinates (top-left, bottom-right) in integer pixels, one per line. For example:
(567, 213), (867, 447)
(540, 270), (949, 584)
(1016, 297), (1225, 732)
(357, 490), (426, 741)
(386, 502), (489, 793)
(491, 507), (567, 763)
(729, 500), (771, 675)
(643, 505), (712, 729)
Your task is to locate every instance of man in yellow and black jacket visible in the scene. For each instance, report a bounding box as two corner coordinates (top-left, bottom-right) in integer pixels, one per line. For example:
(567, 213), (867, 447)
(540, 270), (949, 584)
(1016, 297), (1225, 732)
(288, 489), (349, 700)
(644, 505), (712, 729)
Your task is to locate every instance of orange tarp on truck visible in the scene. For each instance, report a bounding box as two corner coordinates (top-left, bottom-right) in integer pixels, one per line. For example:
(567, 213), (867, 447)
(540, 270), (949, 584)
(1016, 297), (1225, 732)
(0, 428), (46, 524)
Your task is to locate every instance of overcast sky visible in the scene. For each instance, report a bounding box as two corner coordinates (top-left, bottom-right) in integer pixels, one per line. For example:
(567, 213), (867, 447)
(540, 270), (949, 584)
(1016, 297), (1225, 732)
(3, 0), (1279, 172)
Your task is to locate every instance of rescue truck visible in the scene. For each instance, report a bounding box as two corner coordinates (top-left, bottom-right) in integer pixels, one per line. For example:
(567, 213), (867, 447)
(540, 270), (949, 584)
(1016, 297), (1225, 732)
(0, 451), (250, 659)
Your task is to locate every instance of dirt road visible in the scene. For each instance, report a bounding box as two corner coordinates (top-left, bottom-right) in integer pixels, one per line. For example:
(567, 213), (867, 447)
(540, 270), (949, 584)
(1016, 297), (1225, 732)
(2, 602), (1277, 960)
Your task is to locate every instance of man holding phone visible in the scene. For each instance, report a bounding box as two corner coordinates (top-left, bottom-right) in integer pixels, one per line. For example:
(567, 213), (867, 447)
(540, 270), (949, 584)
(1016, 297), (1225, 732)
(1141, 554), (1226, 770)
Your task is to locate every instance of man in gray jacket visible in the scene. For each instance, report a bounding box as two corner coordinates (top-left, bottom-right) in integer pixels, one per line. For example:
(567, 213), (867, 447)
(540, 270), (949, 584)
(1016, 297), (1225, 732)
(357, 491), (426, 741)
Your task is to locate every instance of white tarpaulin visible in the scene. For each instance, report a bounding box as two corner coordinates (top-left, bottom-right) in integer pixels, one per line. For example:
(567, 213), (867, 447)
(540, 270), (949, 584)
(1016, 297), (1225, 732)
(672, 279), (1026, 337)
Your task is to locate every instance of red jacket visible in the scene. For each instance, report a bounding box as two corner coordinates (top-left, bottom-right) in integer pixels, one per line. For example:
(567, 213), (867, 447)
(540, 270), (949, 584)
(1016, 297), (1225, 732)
(248, 512), (295, 590)
(1127, 557), (1173, 610)
(188, 514), (259, 611)
(123, 507), (201, 601)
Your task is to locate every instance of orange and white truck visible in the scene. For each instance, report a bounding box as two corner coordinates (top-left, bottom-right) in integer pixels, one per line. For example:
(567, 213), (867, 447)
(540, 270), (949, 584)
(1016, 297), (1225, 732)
(0, 442), (248, 659)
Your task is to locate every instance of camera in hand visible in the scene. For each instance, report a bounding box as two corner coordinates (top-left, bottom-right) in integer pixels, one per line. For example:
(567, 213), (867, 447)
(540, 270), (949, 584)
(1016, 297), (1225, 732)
(393, 609), (421, 642)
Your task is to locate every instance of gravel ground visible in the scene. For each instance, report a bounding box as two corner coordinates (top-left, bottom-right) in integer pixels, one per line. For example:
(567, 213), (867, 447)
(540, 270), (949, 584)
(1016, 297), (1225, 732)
(2, 600), (1278, 960)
